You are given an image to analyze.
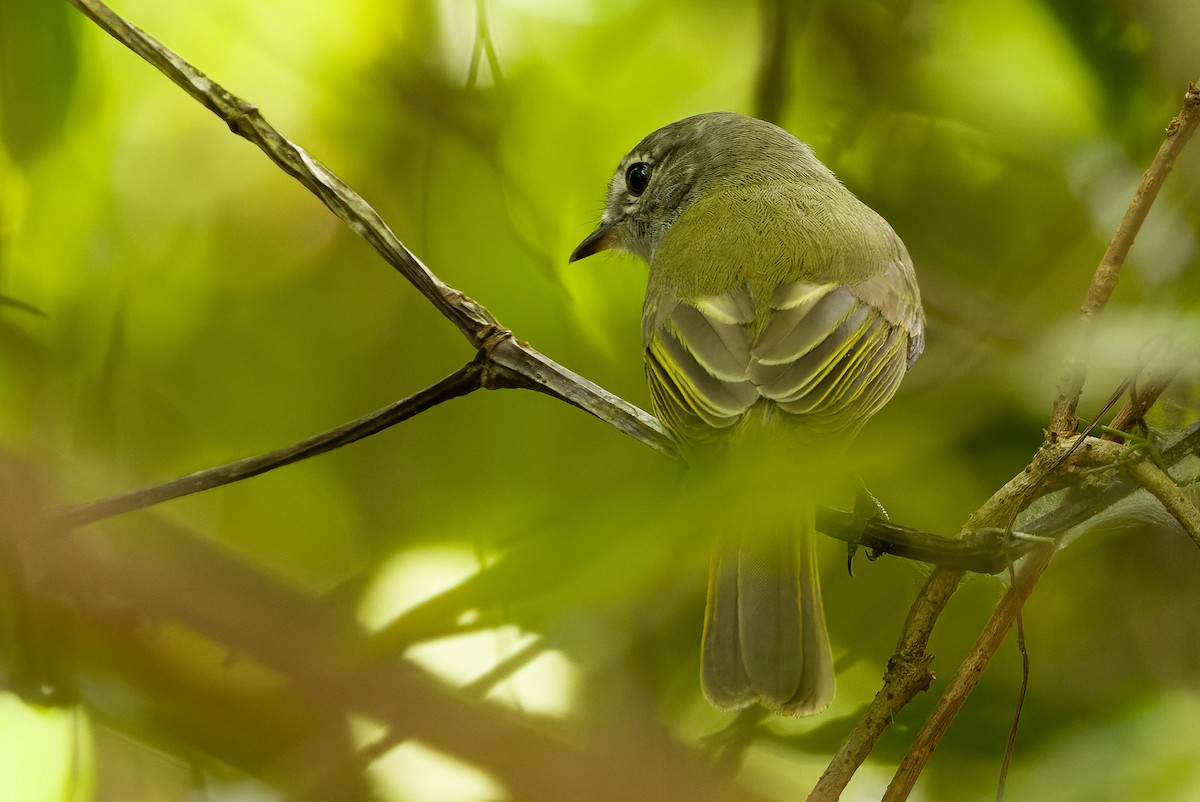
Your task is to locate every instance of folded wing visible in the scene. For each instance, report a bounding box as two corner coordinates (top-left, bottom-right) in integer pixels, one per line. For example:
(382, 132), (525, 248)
(645, 281), (915, 442)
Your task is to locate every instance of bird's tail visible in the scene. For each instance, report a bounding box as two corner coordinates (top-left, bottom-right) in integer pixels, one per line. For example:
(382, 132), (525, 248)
(700, 509), (835, 716)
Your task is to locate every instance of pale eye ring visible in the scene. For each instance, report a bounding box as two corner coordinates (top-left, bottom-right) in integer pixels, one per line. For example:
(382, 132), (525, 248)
(625, 162), (652, 196)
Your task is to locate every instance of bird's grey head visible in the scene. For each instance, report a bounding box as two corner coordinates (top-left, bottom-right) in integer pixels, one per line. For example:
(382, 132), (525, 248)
(569, 112), (823, 264)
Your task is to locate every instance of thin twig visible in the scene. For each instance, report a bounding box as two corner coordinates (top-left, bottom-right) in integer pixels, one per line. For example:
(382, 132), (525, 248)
(486, 336), (674, 456)
(996, 579), (1030, 802)
(986, 406), (1139, 802)
(355, 637), (554, 766)
(46, 362), (485, 529)
(1049, 82), (1200, 435)
(1103, 368), (1178, 440)
(1117, 445), (1200, 550)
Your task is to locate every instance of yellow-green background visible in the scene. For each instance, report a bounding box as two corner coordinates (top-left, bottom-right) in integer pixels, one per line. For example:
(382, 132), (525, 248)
(2, 0), (1199, 800)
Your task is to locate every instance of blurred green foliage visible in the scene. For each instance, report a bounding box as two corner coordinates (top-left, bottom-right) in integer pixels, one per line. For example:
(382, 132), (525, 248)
(1, 0), (1199, 800)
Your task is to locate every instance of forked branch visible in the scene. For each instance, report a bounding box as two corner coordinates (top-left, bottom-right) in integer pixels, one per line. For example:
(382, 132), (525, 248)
(878, 82), (1200, 802)
(48, 0), (674, 532)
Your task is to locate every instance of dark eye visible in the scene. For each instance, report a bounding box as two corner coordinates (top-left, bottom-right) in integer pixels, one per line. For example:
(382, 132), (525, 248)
(625, 162), (652, 196)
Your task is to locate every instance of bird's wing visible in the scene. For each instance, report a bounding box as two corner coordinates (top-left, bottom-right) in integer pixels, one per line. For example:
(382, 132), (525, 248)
(645, 281), (913, 442)
(645, 292), (760, 443)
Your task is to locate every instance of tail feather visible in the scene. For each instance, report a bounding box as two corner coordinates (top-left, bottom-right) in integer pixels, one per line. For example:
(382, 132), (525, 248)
(700, 513), (834, 716)
(791, 524), (836, 713)
(700, 547), (755, 710)
(737, 536), (805, 707)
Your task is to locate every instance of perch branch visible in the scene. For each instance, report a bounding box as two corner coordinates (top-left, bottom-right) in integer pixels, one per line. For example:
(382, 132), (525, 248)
(820, 422), (1200, 574)
(811, 432), (1092, 800)
(819, 512), (1037, 574)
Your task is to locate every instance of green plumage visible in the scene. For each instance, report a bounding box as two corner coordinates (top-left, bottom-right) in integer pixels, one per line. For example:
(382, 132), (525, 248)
(572, 112), (924, 715)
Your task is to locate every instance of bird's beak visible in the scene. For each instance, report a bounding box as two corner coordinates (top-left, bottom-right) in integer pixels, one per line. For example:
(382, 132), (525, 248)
(569, 220), (619, 262)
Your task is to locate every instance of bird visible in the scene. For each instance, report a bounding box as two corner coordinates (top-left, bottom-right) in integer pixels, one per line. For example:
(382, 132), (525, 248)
(570, 111), (924, 715)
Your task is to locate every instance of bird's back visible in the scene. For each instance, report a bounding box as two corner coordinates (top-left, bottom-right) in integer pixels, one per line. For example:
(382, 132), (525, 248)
(642, 177), (923, 446)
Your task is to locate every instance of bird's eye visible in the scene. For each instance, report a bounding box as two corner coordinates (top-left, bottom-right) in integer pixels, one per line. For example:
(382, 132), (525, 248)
(625, 162), (652, 196)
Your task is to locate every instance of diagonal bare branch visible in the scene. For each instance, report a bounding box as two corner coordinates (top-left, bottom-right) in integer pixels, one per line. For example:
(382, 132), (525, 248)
(66, 0), (675, 464)
(68, 0), (495, 345)
(1049, 82), (1200, 436)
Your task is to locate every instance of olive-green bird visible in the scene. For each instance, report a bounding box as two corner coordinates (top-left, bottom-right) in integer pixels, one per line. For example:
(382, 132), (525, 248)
(570, 112), (924, 715)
